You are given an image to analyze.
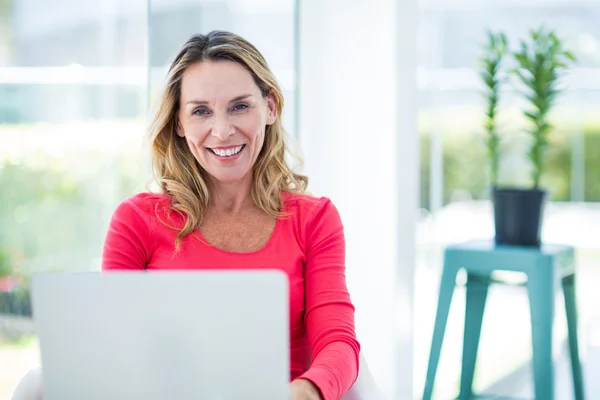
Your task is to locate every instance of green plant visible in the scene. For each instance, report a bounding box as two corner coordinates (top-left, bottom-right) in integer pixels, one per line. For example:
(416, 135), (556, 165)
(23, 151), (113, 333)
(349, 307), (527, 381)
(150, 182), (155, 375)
(479, 30), (509, 186)
(0, 245), (11, 277)
(512, 26), (576, 189)
(0, 148), (146, 274)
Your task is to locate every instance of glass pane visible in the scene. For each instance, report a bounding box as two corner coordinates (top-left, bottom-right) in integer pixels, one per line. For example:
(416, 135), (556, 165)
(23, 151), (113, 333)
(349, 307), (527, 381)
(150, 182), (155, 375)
(0, 0), (148, 396)
(1, 1), (298, 397)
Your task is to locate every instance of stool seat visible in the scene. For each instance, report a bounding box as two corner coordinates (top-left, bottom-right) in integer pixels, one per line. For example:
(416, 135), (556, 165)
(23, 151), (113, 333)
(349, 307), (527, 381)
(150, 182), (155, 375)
(445, 240), (575, 276)
(422, 239), (584, 400)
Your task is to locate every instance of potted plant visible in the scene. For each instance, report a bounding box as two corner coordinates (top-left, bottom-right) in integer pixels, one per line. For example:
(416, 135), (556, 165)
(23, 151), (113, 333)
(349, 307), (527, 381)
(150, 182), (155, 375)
(497, 27), (576, 246)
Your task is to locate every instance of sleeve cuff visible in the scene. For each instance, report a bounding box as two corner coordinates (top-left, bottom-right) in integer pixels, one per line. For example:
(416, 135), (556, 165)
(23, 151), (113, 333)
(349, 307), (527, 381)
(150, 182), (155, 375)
(298, 367), (336, 400)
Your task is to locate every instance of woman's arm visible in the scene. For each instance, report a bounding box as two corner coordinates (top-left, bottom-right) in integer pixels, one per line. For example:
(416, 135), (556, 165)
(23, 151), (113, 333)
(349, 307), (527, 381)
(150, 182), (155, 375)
(101, 195), (154, 270)
(298, 198), (360, 400)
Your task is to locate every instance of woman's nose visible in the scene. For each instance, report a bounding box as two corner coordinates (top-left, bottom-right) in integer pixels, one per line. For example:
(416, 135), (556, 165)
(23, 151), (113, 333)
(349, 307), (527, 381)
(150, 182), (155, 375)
(211, 113), (234, 140)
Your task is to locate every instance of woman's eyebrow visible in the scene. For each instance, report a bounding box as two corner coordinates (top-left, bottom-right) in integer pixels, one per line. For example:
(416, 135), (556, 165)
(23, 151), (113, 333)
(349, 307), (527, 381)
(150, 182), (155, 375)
(228, 94), (252, 103)
(185, 94), (253, 107)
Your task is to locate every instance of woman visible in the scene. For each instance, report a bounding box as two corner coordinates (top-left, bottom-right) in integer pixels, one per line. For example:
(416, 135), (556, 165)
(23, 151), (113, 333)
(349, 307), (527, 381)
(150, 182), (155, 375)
(102, 31), (360, 400)
(11, 31), (361, 400)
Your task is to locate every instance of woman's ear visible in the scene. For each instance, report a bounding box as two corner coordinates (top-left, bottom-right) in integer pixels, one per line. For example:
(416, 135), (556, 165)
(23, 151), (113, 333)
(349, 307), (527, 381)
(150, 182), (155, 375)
(176, 117), (185, 137)
(266, 91), (277, 126)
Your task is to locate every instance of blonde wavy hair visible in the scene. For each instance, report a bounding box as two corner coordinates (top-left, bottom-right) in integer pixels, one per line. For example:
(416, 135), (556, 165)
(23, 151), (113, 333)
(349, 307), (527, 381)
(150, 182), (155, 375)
(148, 31), (308, 244)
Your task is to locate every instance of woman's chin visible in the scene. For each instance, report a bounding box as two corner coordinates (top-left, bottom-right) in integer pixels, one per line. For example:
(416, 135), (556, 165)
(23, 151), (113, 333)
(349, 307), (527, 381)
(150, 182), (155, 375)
(208, 170), (252, 186)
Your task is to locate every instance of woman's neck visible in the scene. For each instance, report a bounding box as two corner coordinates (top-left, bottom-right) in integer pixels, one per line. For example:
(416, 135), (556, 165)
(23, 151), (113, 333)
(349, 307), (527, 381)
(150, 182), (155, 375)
(208, 176), (254, 217)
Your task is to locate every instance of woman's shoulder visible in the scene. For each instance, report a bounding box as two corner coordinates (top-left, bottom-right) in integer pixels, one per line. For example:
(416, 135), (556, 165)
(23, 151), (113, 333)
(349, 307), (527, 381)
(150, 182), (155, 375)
(282, 191), (339, 223)
(112, 191), (173, 222)
(281, 192), (343, 249)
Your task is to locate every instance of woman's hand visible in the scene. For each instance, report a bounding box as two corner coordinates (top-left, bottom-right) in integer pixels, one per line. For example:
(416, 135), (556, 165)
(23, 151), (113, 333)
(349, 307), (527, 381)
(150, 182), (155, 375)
(290, 378), (323, 400)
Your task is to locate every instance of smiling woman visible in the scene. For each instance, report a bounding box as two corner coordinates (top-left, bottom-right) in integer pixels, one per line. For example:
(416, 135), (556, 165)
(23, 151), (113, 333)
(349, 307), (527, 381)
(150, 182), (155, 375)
(176, 61), (276, 187)
(148, 32), (308, 246)
(97, 31), (361, 400)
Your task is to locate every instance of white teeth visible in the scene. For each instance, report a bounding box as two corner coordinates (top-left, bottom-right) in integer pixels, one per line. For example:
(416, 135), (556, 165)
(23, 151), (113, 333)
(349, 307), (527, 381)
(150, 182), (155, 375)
(211, 145), (243, 157)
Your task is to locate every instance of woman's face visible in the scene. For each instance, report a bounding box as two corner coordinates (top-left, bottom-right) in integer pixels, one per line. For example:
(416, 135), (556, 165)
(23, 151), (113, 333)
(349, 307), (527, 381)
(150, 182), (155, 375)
(177, 60), (277, 186)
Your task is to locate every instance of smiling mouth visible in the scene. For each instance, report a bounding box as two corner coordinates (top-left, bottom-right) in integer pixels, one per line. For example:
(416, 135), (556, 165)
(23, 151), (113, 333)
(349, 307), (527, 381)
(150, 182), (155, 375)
(208, 144), (245, 157)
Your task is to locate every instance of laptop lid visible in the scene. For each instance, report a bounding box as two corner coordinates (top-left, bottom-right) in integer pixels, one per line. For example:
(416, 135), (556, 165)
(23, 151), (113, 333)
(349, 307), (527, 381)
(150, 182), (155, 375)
(30, 270), (290, 400)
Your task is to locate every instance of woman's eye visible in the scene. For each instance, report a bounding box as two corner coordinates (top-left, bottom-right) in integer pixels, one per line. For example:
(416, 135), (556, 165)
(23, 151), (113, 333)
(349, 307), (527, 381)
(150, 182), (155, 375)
(232, 103), (248, 112)
(192, 108), (209, 116)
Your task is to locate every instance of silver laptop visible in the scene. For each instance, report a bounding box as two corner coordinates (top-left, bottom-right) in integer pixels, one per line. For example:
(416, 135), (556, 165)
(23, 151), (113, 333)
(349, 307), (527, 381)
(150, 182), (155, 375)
(30, 270), (290, 400)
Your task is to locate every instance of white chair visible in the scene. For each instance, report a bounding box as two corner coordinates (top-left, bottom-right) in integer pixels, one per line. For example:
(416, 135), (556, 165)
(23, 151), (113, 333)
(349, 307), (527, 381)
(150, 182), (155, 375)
(341, 353), (387, 400)
(12, 353), (385, 400)
(10, 366), (42, 400)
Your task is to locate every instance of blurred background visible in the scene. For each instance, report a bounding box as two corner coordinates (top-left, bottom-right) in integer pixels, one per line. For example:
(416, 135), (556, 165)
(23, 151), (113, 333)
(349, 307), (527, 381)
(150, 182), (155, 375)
(1, 0), (599, 399)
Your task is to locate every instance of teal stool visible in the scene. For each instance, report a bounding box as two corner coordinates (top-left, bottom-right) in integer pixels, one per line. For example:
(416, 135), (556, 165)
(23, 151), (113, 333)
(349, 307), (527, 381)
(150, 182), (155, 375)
(422, 240), (584, 400)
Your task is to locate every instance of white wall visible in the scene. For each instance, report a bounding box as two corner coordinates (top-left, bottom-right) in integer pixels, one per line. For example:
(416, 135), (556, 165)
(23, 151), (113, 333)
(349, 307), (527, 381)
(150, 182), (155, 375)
(297, 1), (419, 398)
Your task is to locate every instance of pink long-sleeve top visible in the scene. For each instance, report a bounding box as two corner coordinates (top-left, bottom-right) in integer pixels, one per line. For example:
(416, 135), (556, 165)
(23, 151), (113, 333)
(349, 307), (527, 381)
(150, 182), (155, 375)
(101, 191), (360, 400)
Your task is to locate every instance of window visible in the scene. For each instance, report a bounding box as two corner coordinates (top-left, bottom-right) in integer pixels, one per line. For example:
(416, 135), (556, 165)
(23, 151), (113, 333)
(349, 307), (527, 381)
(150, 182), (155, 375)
(0, 1), (296, 396)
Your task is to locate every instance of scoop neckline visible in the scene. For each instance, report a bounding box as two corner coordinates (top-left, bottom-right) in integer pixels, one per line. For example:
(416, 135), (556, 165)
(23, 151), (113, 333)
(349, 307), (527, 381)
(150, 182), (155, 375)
(192, 197), (288, 256)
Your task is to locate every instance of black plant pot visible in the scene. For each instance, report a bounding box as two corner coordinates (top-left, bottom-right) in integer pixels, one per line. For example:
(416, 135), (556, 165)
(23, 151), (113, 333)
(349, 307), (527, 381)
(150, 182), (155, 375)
(492, 187), (548, 247)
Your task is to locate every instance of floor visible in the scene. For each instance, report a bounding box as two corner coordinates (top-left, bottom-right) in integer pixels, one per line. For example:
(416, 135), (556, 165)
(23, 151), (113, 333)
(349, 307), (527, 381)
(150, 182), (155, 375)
(481, 319), (600, 399)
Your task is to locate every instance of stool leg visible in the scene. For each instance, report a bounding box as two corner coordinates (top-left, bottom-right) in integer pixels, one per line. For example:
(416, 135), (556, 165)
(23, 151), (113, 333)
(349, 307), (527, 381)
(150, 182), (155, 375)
(459, 273), (491, 400)
(563, 273), (585, 400)
(422, 265), (459, 400)
(528, 266), (555, 400)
